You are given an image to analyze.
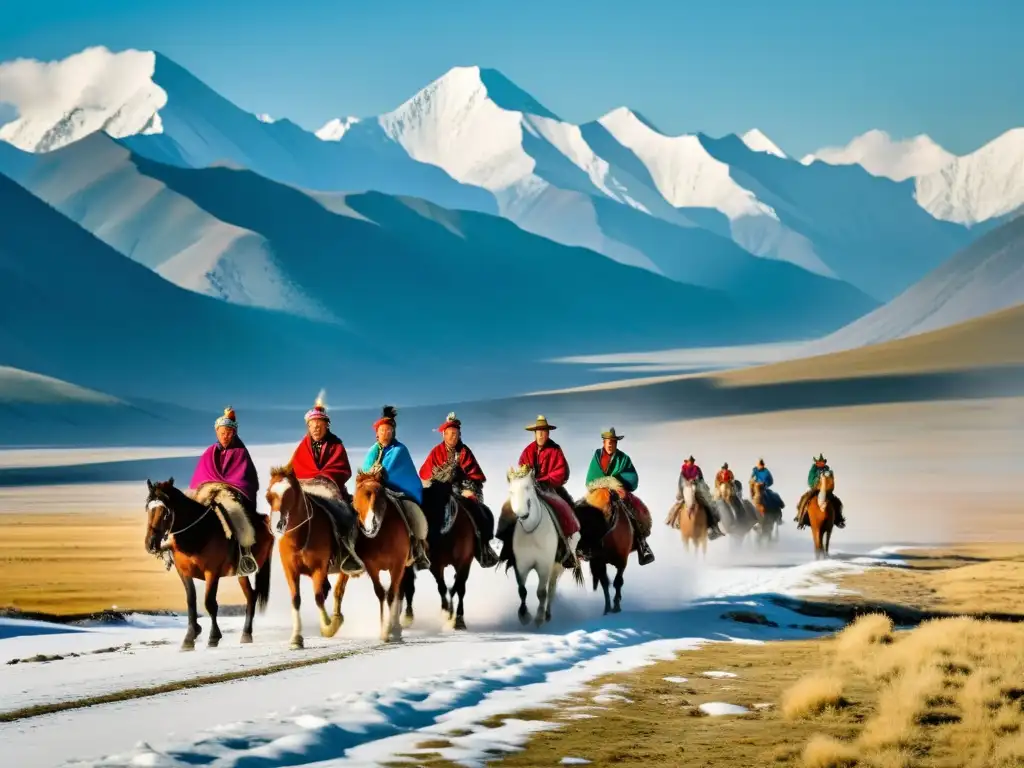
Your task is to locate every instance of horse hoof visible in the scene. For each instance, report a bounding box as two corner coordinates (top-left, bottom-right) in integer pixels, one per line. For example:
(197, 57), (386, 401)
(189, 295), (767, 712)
(208, 637), (221, 648)
(180, 641), (195, 652)
(453, 616), (467, 631)
(534, 614), (546, 628)
(240, 633), (253, 644)
(321, 616), (342, 639)
(518, 611), (532, 626)
(611, 604), (622, 614)
(289, 637), (304, 651)
(401, 612), (414, 629)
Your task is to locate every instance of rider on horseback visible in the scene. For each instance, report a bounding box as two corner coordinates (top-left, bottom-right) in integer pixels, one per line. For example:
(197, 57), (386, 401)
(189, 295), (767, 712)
(187, 407), (261, 573)
(750, 458), (785, 513)
(498, 415), (581, 569)
(679, 456), (725, 539)
(585, 428), (655, 565)
(796, 454), (846, 529)
(715, 463), (735, 489)
(362, 406), (431, 570)
(419, 412), (500, 567)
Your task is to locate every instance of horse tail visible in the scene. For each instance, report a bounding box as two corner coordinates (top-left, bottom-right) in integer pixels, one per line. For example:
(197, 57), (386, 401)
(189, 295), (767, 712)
(255, 546), (272, 613)
(571, 559), (585, 587)
(589, 560), (600, 592)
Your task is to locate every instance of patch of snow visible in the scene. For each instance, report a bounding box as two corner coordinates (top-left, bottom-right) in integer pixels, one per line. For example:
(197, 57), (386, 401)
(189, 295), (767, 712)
(703, 670), (738, 679)
(561, 758), (592, 765)
(255, 112), (275, 123)
(316, 116), (360, 141)
(0, 366), (124, 406)
(741, 128), (787, 158)
(802, 129), (954, 182)
(0, 47), (166, 152)
(700, 702), (750, 716)
(663, 676), (689, 683)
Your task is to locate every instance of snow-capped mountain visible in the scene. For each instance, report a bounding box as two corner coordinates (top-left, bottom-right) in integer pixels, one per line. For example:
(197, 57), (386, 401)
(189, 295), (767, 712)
(801, 129), (954, 182)
(804, 128), (1024, 227)
(316, 116), (360, 141)
(0, 47), (980, 302)
(816, 212), (1024, 350)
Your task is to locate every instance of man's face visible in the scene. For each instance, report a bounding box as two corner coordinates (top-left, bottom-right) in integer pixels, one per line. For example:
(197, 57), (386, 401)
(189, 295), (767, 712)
(215, 426), (235, 448)
(443, 427), (460, 449)
(377, 424), (395, 445)
(307, 419), (328, 441)
(603, 438), (617, 455)
(534, 429), (549, 447)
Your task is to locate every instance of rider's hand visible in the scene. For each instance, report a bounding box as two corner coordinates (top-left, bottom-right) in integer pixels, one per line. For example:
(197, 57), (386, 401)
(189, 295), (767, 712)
(461, 489), (476, 499)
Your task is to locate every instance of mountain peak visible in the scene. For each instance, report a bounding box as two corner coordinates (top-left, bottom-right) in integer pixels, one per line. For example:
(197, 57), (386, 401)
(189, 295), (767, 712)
(740, 128), (787, 158)
(405, 65), (558, 120)
(315, 116), (360, 141)
(802, 129), (953, 181)
(598, 106), (665, 136)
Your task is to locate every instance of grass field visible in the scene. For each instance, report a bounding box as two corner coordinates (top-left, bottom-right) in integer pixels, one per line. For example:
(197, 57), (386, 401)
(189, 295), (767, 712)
(395, 545), (1024, 768)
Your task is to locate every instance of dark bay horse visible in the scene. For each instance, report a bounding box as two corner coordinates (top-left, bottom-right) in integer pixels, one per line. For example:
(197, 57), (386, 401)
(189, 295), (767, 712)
(576, 478), (634, 615)
(750, 480), (783, 545)
(344, 468), (412, 642)
(266, 466), (350, 650)
(400, 480), (477, 630)
(145, 478), (273, 651)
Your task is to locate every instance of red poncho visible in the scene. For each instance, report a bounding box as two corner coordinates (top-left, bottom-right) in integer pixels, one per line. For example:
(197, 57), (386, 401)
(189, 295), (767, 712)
(290, 433), (352, 490)
(419, 442), (486, 482)
(518, 440), (570, 488)
(716, 469), (734, 485)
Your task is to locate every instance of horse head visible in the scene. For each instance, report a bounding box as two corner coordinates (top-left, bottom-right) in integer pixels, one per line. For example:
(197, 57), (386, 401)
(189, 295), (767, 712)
(144, 477), (175, 554)
(506, 465), (540, 521)
(819, 469), (835, 495)
(353, 468), (386, 537)
(718, 480), (735, 502)
(266, 465), (298, 537)
(585, 476), (622, 519)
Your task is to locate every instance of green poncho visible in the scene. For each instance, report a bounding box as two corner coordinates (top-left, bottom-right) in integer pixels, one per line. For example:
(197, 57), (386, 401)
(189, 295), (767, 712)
(586, 449), (639, 492)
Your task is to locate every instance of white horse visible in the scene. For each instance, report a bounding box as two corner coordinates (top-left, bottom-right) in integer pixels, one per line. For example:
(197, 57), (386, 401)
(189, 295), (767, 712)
(505, 465), (577, 627)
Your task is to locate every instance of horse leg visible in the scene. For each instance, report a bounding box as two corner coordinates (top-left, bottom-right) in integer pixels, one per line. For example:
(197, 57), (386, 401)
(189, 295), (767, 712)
(811, 522), (823, 560)
(238, 576), (255, 644)
(386, 566), (405, 642)
(400, 569), (416, 628)
(545, 564), (563, 624)
(179, 570), (201, 651)
(593, 559), (612, 615)
(453, 564), (470, 631)
(535, 563), (551, 628)
(368, 570), (389, 642)
(824, 525), (833, 557)
(434, 566), (451, 623)
(332, 573), (349, 631)
(284, 563), (304, 650)
(313, 567), (340, 638)
(515, 565), (531, 626)
(204, 573), (222, 648)
(612, 565), (625, 613)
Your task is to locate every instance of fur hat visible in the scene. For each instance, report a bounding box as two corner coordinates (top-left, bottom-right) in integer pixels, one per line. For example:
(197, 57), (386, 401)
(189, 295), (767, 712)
(374, 405), (398, 431)
(438, 412), (461, 432)
(215, 406), (237, 430)
(304, 396), (330, 424)
(525, 415), (556, 431)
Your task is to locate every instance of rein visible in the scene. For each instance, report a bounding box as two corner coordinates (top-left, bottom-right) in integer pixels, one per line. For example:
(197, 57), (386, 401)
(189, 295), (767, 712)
(279, 483), (315, 550)
(148, 497), (214, 541)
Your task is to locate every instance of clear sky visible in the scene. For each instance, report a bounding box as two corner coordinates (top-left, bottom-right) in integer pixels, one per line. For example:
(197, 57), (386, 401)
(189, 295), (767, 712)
(1, 0), (1021, 156)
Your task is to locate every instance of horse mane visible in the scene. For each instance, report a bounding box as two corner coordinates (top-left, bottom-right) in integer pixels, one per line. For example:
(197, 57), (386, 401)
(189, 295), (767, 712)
(268, 463), (294, 479)
(356, 467), (383, 488)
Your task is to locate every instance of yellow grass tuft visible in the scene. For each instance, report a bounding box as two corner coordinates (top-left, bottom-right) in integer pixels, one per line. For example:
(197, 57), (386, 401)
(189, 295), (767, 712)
(834, 613), (893, 659)
(783, 675), (847, 720)
(803, 735), (859, 768)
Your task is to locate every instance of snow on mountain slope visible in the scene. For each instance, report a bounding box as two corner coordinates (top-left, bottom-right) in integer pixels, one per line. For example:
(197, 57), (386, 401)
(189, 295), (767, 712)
(914, 128), (1024, 226)
(0, 136), (332, 321)
(741, 128), (787, 158)
(0, 47), (497, 216)
(316, 116), (360, 141)
(816, 212), (1024, 350)
(801, 129), (954, 182)
(0, 366), (123, 405)
(0, 47), (165, 152)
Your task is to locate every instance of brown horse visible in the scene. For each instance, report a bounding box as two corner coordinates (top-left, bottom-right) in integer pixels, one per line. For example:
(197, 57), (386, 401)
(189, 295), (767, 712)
(342, 468), (412, 642)
(266, 466), (354, 650)
(144, 478), (273, 651)
(670, 478), (710, 556)
(806, 469), (837, 560)
(400, 480), (477, 630)
(577, 478), (634, 615)
(750, 480), (782, 545)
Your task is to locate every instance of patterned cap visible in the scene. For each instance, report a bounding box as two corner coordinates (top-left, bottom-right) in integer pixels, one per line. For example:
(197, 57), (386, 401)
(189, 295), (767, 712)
(215, 407), (238, 430)
(438, 412), (461, 432)
(305, 396), (330, 424)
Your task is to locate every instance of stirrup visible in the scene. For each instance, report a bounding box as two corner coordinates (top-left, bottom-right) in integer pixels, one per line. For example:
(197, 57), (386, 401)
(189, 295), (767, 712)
(237, 548), (259, 577)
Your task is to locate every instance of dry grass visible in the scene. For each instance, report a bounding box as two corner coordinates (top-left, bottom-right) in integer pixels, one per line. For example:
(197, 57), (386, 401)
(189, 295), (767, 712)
(0, 513), (249, 614)
(803, 735), (859, 768)
(783, 675), (847, 719)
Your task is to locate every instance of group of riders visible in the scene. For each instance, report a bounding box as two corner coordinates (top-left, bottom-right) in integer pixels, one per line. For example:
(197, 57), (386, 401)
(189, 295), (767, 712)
(182, 401), (845, 575)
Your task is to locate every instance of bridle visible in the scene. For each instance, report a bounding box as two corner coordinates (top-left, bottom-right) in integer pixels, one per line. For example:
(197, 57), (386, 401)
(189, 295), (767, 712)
(146, 491), (211, 541)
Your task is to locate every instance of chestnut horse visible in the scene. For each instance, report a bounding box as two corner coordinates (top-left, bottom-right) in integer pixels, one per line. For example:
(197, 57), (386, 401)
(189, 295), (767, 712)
(576, 478), (634, 615)
(400, 480), (477, 630)
(807, 469), (837, 560)
(672, 478), (710, 557)
(750, 480), (782, 545)
(144, 478), (273, 651)
(342, 468), (412, 642)
(266, 466), (352, 650)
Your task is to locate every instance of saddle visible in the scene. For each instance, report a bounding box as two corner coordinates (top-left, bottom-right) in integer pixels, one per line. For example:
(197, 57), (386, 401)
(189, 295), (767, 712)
(298, 480), (364, 575)
(187, 482), (260, 576)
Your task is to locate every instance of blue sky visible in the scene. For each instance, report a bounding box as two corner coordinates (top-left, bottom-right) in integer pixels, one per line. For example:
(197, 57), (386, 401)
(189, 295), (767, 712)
(1, 0), (1021, 156)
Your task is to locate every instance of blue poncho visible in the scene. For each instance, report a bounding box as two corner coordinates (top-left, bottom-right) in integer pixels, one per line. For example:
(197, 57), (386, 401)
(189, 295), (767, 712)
(362, 440), (423, 504)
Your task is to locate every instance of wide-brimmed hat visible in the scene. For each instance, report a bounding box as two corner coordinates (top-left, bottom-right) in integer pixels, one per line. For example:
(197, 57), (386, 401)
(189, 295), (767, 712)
(304, 398), (329, 424)
(438, 412), (461, 432)
(215, 406), (237, 430)
(525, 415), (556, 432)
(374, 405), (398, 431)
(601, 427), (624, 441)
(814, 453), (827, 463)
